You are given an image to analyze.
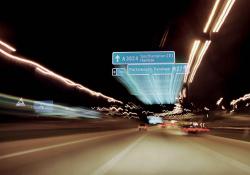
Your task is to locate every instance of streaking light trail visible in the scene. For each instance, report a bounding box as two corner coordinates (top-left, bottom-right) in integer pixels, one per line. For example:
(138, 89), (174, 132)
(0, 92), (100, 119)
(216, 97), (224, 106)
(189, 40), (211, 83)
(213, 0), (236, 32)
(185, 1), (236, 85)
(231, 93), (250, 106)
(184, 40), (200, 83)
(0, 40), (16, 52)
(203, 0), (221, 33)
(0, 39), (122, 104)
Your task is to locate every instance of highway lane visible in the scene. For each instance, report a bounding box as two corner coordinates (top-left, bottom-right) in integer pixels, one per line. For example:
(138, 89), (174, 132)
(0, 127), (249, 175)
(0, 118), (141, 142)
(209, 128), (250, 142)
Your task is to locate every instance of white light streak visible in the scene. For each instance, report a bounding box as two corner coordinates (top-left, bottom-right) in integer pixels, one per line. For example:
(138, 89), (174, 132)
(216, 97), (223, 106)
(213, 0), (236, 32)
(0, 41), (122, 104)
(184, 40), (201, 83)
(230, 93), (250, 106)
(0, 40), (16, 52)
(204, 0), (221, 33)
(189, 40), (211, 83)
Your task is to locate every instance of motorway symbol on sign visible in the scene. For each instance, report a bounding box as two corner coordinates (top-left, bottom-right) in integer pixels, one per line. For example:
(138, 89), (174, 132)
(112, 68), (126, 76)
(112, 51), (175, 65)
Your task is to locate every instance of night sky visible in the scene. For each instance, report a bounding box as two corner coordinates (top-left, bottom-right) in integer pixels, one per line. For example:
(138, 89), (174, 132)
(0, 1), (249, 107)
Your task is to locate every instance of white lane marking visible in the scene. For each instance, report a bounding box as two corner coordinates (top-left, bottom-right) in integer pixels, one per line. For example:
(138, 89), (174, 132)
(206, 134), (250, 145)
(210, 126), (250, 130)
(185, 138), (250, 174)
(0, 130), (134, 160)
(92, 134), (146, 175)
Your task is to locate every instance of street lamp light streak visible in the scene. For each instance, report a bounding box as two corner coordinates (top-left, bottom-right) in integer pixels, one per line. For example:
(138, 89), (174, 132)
(0, 46), (122, 104)
(0, 40), (16, 52)
(216, 97), (224, 106)
(203, 0), (221, 33)
(189, 40), (211, 83)
(230, 93), (250, 106)
(213, 0), (236, 32)
(36, 67), (75, 86)
(35, 67), (120, 103)
(159, 30), (169, 48)
(184, 40), (200, 83)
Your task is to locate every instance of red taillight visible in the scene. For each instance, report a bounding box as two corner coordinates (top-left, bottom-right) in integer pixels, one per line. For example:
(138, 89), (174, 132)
(182, 128), (187, 132)
(203, 128), (210, 132)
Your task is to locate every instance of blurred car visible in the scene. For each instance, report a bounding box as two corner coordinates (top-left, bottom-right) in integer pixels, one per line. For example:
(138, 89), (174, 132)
(138, 123), (148, 131)
(181, 124), (210, 134)
(159, 123), (166, 128)
(164, 120), (178, 128)
(147, 115), (163, 125)
(170, 120), (178, 125)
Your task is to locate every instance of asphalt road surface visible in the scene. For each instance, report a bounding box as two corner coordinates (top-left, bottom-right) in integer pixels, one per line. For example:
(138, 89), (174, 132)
(0, 127), (249, 175)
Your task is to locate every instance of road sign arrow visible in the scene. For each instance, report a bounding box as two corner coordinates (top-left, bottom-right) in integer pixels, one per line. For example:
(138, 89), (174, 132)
(115, 55), (120, 62)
